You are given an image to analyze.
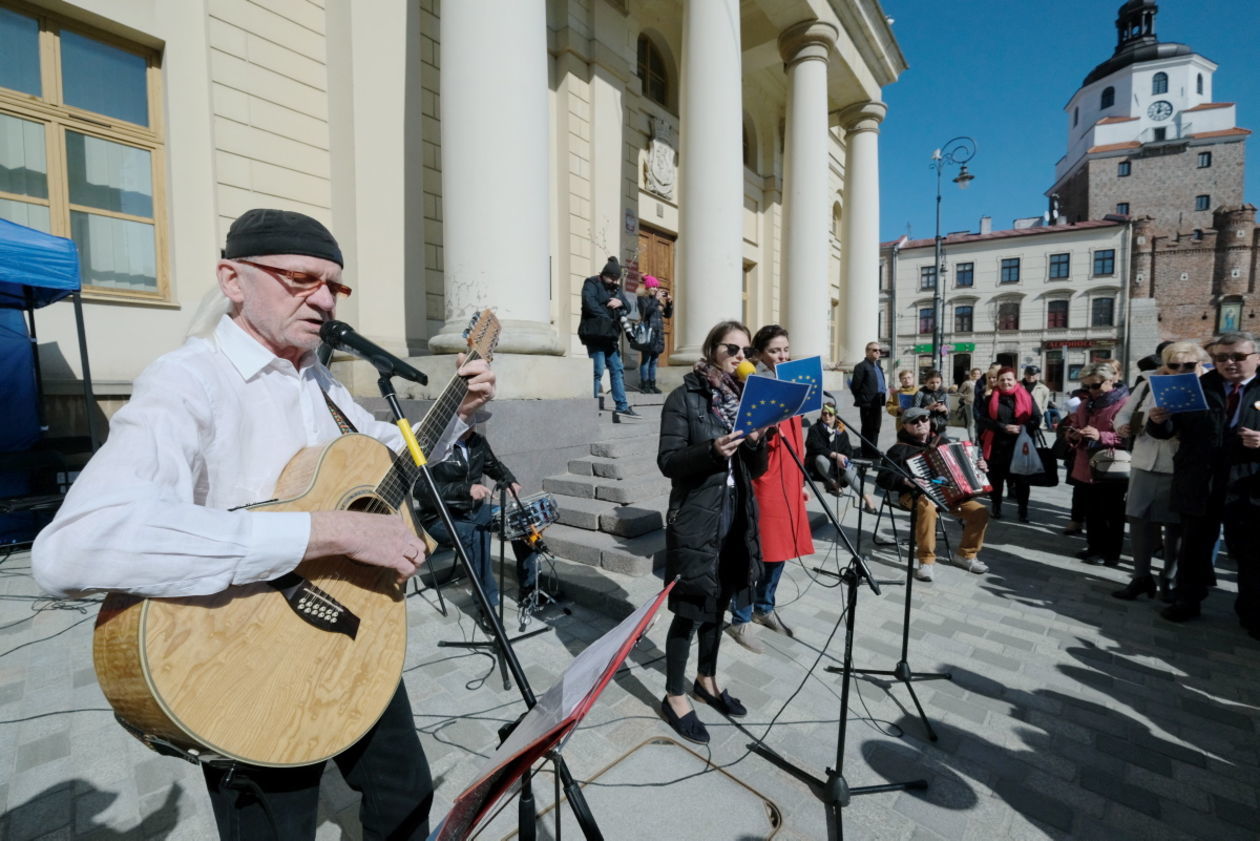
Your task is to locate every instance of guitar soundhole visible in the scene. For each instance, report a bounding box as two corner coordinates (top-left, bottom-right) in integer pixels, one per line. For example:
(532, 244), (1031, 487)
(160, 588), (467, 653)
(347, 495), (394, 516)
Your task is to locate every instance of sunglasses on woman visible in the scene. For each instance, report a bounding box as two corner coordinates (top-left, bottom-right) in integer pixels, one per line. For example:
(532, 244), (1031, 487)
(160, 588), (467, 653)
(720, 343), (755, 357)
(1164, 362), (1198, 371)
(1082, 382), (1105, 390)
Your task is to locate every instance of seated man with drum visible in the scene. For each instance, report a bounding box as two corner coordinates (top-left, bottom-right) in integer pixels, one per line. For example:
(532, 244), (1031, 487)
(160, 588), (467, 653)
(415, 426), (542, 615)
(876, 407), (991, 581)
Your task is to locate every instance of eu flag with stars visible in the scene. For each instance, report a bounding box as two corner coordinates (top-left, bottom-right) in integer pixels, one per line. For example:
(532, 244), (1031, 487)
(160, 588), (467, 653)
(734, 375), (810, 435)
(1147, 373), (1208, 414)
(774, 355), (825, 416)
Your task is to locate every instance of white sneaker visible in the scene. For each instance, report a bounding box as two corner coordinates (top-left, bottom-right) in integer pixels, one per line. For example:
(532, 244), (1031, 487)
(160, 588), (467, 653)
(914, 564), (935, 582)
(956, 557), (989, 574)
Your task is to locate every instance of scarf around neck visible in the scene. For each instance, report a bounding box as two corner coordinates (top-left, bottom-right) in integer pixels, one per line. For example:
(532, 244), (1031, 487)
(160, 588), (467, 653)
(693, 359), (741, 431)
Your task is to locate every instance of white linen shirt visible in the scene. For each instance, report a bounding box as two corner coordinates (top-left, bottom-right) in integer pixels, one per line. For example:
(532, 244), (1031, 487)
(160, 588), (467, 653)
(32, 315), (461, 598)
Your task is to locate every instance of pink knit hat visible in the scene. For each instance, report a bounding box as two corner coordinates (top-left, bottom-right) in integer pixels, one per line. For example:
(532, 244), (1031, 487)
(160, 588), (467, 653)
(643, 275), (660, 288)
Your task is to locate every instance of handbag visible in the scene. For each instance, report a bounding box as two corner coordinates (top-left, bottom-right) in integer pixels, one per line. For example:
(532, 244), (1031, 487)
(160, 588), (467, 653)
(1026, 430), (1060, 488)
(1088, 447), (1132, 483)
(628, 320), (655, 352)
(1009, 428), (1043, 476)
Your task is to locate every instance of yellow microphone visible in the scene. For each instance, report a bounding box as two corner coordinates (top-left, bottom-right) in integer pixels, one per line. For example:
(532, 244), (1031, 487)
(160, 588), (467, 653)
(735, 360), (757, 382)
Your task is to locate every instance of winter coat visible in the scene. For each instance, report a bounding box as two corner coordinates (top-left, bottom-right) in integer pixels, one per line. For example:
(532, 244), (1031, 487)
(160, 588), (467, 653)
(658, 371), (769, 619)
(636, 293), (673, 355)
(752, 415), (814, 565)
(1021, 379), (1051, 415)
(978, 390), (1041, 473)
(578, 275), (623, 349)
(805, 418), (855, 479)
(1115, 380), (1178, 474)
(876, 428), (951, 494)
(1146, 370), (1260, 516)
(414, 432), (516, 520)
(887, 385), (918, 417)
(1063, 383), (1130, 484)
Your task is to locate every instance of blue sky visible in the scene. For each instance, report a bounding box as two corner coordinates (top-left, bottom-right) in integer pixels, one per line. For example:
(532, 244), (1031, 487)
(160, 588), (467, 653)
(877, 0), (1259, 242)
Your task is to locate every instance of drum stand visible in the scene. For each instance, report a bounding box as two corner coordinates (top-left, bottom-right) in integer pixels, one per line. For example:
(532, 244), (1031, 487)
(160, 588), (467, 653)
(378, 376), (603, 841)
(492, 484), (571, 633)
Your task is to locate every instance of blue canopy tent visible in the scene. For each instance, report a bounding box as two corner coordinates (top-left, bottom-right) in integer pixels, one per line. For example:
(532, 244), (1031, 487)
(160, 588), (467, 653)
(0, 218), (99, 546)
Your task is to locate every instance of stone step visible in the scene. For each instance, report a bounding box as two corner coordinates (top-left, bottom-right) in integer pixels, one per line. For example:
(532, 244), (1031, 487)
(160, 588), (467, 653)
(553, 494), (617, 530)
(542, 522), (665, 576)
(541, 473), (600, 499)
(542, 471), (669, 505)
(591, 436), (659, 460)
(568, 455), (658, 480)
(599, 493), (668, 538)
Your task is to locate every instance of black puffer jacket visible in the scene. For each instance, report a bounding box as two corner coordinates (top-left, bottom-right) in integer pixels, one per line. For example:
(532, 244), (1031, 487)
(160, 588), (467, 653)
(1147, 370), (1260, 515)
(658, 371), (769, 619)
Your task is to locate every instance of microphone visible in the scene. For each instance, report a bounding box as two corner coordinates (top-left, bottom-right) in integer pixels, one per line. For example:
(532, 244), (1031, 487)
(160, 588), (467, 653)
(735, 360), (757, 382)
(318, 320), (429, 385)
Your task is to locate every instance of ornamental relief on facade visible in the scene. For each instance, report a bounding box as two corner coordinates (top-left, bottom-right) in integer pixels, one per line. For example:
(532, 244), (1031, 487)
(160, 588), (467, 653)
(644, 116), (677, 200)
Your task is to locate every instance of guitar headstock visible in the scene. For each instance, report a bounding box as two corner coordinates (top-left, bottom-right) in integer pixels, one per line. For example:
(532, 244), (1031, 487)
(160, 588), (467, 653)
(462, 309), (501, 362)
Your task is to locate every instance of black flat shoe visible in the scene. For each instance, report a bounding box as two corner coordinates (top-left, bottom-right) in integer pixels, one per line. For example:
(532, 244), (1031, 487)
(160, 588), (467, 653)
(661, 696), (710, 744)
(692, 681), (747, 718)
(1161, 601), (1201, 623)
(1112, 576), (1156, 600)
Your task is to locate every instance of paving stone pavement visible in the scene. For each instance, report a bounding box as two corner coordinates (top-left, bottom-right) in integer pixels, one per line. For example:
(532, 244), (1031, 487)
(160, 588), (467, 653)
(1, 469), (1258, 840)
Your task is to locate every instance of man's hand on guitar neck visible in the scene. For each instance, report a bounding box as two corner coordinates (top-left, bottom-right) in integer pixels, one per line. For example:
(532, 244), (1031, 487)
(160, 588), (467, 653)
(455, 355), (496, 423)
(306, 511), (427, 583)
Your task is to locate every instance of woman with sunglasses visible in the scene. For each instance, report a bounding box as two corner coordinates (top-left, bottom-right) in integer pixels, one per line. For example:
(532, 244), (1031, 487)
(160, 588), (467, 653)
(1111, 342), (1208, 600)
(1062, 362), (1130, 565)
(656, 320), (769, 744)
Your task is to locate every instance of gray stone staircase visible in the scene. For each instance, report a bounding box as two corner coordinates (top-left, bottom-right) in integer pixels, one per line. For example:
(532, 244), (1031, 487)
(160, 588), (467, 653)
(539, 392), (670, 576)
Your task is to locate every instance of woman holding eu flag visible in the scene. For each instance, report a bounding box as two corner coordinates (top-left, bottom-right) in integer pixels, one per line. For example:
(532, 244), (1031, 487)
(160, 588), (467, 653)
(725, 325), (814, 653)
(657, 320), (768, 745)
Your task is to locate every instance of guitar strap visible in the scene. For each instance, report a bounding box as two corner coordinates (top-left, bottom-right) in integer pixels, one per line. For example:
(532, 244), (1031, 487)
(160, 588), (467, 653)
(322, 391), (359, 435)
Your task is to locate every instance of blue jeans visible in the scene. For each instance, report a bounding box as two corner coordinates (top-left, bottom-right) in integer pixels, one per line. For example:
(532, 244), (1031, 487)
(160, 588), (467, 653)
(731, 561), (785, 623)
(425, 504), (498, 605)
(639, 351), (659, 382)
(589, 345), (630, 412)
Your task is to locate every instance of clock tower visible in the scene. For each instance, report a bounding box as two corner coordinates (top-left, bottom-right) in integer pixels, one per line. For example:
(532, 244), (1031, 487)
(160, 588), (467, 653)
(1048, 0), (1249, 233)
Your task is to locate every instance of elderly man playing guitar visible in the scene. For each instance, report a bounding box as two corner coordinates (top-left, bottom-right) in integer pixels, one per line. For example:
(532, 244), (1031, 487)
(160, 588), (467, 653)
(32, 209), (496, 840)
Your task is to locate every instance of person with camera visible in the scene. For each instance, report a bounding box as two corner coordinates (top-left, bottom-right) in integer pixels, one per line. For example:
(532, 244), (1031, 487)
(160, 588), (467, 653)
(1148, 331), (1260, 638)
(578, 257), (639, 419)
(636, 275), (672, 394)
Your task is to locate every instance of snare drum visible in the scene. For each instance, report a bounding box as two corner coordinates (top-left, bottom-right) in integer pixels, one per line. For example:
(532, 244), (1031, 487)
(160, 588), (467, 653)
(490, 492), (560, 540)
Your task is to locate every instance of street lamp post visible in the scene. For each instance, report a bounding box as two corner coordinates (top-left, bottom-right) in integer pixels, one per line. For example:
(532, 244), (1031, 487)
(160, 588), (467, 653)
(929, 137), (976, 378)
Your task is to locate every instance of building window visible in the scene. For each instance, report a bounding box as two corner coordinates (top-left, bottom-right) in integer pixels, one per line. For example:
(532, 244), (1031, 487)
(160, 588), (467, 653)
(954, 305), (973, 333)
(918, 307), (935, 335)
(1193, 228), (1204, 241)
(1116, 202), (1130, 215)
(1047, 300), (1069, 329)
(955, 262), (974, 287)
(1117, 160), (1131, 177)
(997, 302), (1020, 330)
(1000, 258), (1020, 284)
(1152, 72), (1168, 94)
(1073, 107), (1079, 127)
(1091, 297), (1115, 327)
(1195, 194), (1210, 211)
(1197, 73), (1204, 95)
(1100, 87), (1115, 109)
(1048, 253), (1070, 279)
(1153, 127), (1167, 141)
(1093, 249), (1115, 276)
(919, 265), (937, 290)
(0, 5), (166, 299)
(637, 35), (669, 108)
(1198, 151), (1212, 168)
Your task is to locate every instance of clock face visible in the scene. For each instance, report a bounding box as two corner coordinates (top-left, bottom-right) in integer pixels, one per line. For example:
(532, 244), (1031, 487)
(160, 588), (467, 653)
(1147, 100), (1174, 121)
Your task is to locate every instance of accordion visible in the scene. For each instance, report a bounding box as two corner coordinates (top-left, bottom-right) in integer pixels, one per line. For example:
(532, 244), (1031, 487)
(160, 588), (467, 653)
(905, 441), (992, 508)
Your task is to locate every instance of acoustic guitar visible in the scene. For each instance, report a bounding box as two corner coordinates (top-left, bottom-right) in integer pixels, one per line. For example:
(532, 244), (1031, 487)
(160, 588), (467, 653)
(92, 310), (500, 767)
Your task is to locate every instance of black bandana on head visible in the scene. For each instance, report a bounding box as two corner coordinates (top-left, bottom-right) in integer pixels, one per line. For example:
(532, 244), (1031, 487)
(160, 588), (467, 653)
(223, 208), (344, 267)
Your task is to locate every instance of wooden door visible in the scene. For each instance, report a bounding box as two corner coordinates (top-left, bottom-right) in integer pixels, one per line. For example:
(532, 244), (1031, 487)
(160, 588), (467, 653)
(637, 225), (677, 360)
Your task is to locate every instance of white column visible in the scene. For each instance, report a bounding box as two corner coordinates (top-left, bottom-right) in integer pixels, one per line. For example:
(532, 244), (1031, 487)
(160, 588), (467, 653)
(837, 101), (887, 367)
(779, 22), (837, 363)
(672, 0), (744, 362)
(431, 0), (562, 355)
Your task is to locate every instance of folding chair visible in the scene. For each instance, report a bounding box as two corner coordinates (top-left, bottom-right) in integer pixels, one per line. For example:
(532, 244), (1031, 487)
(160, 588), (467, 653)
(871, 487), (954, 566)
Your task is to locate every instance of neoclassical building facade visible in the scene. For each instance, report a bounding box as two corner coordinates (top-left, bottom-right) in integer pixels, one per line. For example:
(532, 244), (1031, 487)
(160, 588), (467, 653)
(1, 0), (904, 409)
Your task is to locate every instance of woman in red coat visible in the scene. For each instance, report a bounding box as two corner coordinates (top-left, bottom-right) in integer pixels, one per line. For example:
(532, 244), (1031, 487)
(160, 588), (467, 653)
(726, 325), (814, 653)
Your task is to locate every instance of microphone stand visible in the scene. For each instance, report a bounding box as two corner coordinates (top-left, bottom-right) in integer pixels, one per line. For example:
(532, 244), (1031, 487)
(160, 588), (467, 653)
(377, 376), (602, 841)
(825, 411), (955, 742)
(747, 431), (927, 841)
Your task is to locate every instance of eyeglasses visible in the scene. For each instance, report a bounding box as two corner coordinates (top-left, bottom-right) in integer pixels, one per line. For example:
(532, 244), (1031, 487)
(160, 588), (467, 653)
(1082, 381), (1105, 390)
(908, 417), (931, 424)
(235, 259), (353, 299)
(1165, 362), (1198, 371)
(719, 343), (755, 357)
(1210, 352), (1257, 364)
(821, 409), (836, 416)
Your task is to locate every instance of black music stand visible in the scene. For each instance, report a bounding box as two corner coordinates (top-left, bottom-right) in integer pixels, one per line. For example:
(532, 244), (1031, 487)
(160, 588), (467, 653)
(748, 433), (926, 841)
(378, 375), (603, 841)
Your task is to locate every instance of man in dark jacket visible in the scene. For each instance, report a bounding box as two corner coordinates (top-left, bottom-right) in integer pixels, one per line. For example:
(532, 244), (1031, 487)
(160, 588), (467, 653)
(877, 408), (991, 581)
(850, 341), (887, 458)
(578, 257), (638, 419)
(1148, 331), (1260, 637)
(415, 428), (540, 611)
